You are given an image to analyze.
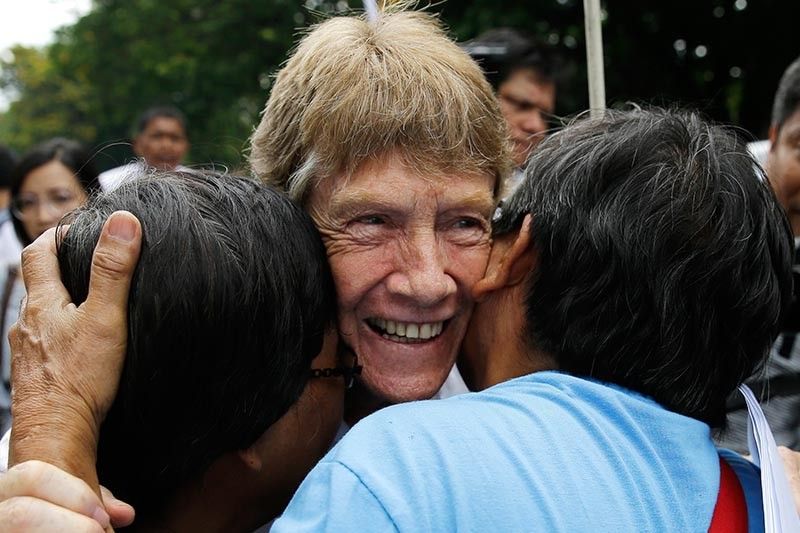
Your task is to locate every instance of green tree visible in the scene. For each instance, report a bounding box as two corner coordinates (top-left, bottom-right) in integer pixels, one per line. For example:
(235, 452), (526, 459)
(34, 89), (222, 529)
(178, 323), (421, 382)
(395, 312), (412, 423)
(2, 0), (798, 163)
(0, 45), (97, 152)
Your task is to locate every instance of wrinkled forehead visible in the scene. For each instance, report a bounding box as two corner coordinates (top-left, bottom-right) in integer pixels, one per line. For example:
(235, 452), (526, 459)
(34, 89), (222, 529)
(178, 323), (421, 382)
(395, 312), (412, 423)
(326, 150), (501, 202)
(330, 151), (493, 192)
(302, 156), (496, 226)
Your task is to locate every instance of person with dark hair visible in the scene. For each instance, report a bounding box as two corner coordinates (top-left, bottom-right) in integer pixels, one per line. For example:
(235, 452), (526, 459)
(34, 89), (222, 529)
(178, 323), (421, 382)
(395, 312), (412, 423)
(0, 138), (99, 436)
(717, 55), (800, 455)
(769, 56), (800, 234)
(0, 145), (20, 265)
(463, 28), (559, 191)
(268, 108), (791, 530)
(57, 170), (343, 531)
(98, 105), (190, 191)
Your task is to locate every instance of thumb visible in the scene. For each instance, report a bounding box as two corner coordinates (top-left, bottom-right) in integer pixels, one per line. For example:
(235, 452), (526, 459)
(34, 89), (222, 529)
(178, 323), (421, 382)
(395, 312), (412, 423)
(83, 211), (142, 316)
(101, 485), (136, 528)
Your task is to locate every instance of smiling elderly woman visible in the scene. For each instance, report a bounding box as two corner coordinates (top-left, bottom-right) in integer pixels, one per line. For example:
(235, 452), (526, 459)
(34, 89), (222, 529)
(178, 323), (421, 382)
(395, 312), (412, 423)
(250, 10), (510, 413)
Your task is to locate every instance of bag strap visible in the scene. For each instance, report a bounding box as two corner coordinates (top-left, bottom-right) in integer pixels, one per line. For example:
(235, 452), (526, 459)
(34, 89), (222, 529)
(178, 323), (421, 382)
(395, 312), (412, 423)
(709, 456), (748, 533)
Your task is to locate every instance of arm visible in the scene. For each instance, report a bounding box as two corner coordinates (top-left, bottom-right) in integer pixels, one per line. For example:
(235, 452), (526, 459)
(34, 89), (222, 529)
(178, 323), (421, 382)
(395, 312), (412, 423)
(779, 446), (800, 512)
(9, 211), (141, 495)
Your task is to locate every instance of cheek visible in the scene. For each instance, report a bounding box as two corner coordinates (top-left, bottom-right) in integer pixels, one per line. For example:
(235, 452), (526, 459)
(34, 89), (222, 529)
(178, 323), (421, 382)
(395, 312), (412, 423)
(326, 242), (395, 309)
(446, 243), (491, 289)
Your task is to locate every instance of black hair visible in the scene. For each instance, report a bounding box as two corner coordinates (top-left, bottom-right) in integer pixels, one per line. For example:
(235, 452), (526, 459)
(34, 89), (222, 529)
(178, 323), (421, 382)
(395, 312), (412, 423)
(57, 170), (337, 521)
(10, 138), (100, 245)
(0, 145), (17, 190)
(494, 107), (794, 428)
(134, 105), (188, 137)
(462, 28), (559, 90)
(771, 56), (800, 132)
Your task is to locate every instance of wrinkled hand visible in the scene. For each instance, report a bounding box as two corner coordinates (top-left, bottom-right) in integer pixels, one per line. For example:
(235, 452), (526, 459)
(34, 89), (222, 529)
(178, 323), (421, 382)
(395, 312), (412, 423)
(0, 460), (135, 532)
(9, 211), (142, 493)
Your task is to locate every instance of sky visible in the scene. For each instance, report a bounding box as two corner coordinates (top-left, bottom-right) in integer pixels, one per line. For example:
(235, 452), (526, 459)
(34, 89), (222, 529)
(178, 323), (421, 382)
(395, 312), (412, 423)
(0, 0), (92, 109)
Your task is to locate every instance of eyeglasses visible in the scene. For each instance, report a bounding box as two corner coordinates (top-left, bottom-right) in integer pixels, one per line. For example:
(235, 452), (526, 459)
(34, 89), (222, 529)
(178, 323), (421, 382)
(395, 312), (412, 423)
(11, 189), (83, 221)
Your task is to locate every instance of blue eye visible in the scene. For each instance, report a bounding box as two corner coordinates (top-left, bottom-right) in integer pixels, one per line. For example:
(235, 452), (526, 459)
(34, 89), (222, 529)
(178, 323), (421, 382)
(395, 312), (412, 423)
(453, 218), (484, 230)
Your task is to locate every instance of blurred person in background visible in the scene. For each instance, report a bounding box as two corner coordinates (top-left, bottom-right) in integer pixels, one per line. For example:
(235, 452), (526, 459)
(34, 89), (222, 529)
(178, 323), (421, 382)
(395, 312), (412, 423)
(0, 138), (99, 435)
(719, 55), (800, 453)
(463, 28), (558, 195)
(0, 146), (17, 226)
(0, 146), (20, 266)
(98, 106), (190, 191)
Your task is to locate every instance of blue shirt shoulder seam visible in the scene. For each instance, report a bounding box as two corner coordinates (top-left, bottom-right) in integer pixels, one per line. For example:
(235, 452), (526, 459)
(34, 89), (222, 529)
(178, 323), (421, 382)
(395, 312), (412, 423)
(329, 459), (400, 532)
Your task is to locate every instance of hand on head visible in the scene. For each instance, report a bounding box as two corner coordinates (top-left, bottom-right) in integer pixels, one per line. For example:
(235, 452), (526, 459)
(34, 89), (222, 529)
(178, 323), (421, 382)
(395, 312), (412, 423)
(9, 211), (141, 493)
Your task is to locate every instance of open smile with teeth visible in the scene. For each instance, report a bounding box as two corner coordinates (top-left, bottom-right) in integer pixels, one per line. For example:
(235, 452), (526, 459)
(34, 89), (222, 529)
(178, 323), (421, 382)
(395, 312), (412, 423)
(366, 318), (447, 344)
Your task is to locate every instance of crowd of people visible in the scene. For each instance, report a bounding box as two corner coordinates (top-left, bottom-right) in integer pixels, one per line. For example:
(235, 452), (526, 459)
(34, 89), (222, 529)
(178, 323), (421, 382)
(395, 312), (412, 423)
(0, 6), (799, 532)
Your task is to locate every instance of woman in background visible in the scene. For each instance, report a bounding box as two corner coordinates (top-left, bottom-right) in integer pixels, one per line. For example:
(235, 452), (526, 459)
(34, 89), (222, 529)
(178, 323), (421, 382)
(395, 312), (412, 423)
(0, 138), (99, 434)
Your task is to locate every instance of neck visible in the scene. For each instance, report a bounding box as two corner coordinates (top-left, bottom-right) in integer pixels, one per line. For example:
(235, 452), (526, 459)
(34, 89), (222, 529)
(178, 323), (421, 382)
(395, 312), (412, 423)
(129, 459), (275, 533)
(461, 286), (556, 391)
(344, 380), (389, 426)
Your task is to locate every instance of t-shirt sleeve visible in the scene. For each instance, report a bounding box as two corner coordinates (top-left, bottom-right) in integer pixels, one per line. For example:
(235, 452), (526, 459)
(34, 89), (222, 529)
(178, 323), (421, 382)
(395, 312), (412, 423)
(271, 459), (398, 532)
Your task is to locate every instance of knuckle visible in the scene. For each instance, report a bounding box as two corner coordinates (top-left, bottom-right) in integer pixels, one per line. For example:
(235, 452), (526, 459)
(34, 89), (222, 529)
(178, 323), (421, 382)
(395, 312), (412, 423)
(92, 247), (131, 279)
(0, 497), (36, 529)
(12, 460), (48, 490)
(19, 246), (39, 272)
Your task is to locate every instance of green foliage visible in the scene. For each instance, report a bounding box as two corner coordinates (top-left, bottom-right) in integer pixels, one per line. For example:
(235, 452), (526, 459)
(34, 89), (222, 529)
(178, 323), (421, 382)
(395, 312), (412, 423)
(1, 0), (799, 167)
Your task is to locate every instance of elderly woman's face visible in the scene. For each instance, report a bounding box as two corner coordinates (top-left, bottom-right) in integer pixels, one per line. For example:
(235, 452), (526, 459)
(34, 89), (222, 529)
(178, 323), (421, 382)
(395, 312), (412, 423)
(307, 154), (495, 403)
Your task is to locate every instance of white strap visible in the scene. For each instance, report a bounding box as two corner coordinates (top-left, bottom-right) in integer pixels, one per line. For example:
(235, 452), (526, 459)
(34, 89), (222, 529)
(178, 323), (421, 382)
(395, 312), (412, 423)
(740, 383), (800, 531)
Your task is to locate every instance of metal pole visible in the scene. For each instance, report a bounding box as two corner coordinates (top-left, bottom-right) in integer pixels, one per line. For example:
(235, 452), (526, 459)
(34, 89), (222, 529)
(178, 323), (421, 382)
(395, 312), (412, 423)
(363, 0), (380, 23)
(583, 0), (606, 118)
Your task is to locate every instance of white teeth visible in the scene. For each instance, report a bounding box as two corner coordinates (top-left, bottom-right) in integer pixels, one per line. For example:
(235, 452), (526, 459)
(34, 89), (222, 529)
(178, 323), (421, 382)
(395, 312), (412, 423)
(366, 318), (445, 341)
(419, 323), (432, 340)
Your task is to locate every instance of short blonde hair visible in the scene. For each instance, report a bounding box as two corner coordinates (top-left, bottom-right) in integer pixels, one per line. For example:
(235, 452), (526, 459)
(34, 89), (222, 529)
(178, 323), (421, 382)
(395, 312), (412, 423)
(249, 11), (511, 202)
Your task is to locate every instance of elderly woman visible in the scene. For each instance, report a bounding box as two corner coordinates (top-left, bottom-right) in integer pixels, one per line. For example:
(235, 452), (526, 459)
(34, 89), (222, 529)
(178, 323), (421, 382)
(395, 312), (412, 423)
(250, 11), (509, 414)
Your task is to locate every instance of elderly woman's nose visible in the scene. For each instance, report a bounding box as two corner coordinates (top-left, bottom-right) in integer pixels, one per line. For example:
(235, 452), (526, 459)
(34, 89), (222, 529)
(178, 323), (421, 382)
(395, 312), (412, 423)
(386, 241), (457, 306)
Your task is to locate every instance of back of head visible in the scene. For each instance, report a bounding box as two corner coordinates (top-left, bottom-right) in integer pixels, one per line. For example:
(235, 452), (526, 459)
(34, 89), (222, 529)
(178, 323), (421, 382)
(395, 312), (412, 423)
(249, 9), (510, 202)
(462, 27), (557, 89)
(771, 56), (800, 131)
(494, 107), (794, 428)
(57, 171), (336, 519)
(11, 138), (100, 245)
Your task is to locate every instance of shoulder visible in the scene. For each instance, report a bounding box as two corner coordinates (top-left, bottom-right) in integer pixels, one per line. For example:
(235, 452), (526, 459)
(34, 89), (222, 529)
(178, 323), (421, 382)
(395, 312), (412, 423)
(717, 449), (764, 532)
(273, 459), (398, 532)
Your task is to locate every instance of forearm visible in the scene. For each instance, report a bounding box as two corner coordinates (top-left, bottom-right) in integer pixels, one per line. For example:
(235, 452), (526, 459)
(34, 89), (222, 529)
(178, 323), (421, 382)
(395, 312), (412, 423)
(10, 402), (101, 496)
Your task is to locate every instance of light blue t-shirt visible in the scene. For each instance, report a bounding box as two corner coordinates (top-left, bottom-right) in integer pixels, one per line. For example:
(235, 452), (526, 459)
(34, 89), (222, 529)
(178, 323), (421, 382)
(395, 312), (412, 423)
(273, 371), (762, 532)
